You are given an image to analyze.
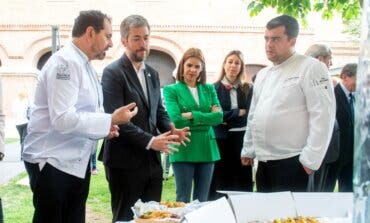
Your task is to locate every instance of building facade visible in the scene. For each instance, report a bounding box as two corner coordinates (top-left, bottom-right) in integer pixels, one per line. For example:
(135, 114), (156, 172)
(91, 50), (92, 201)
(0, 0), (359, 136)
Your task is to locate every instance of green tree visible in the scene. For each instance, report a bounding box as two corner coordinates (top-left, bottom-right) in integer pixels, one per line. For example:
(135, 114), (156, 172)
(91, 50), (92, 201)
(247, 0), (361, 24)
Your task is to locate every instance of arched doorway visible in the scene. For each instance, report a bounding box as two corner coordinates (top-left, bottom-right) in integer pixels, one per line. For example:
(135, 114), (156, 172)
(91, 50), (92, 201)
(146, 49), (176, 87)
(244, 64), (266, 83)
(37, 51), (52, 70)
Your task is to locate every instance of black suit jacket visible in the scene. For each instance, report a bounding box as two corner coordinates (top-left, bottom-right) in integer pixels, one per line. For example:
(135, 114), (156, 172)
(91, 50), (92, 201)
(100, 53), (171, 170)
(213, 82), (252, 139)
(335, 84), (354, 163)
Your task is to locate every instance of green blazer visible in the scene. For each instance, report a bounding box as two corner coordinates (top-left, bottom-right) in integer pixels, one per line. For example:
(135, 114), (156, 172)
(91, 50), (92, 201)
(163, 82), (223, 162)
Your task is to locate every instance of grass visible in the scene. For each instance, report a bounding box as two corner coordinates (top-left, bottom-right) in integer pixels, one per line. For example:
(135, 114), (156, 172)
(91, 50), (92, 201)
(0, 173), (33, 223)
(5, 138), (19, 144)
(0, 160), (176, 222)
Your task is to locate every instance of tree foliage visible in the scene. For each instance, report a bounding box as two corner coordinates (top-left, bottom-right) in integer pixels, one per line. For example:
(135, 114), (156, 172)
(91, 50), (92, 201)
(247, 0), (361, 24)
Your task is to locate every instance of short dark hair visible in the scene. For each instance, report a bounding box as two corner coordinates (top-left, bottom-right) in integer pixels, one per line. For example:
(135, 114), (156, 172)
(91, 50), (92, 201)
(72, 10), (111, 37)
(340, 63), (357, 78)
(266, 15), (299, 39)
(120, 15), (150, 39)
(176, 48), (206, 84)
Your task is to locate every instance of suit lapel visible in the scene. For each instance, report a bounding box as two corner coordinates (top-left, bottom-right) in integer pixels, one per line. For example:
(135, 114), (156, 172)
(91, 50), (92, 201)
(144, 69), (152, 109)
(198, 84), (207, 109)
(178, 82), (198, 109)
(121, 54), (149, 108)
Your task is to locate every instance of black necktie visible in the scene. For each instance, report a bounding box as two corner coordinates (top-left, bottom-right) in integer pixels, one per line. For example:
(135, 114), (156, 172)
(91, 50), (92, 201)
(349, 93), (355, 121)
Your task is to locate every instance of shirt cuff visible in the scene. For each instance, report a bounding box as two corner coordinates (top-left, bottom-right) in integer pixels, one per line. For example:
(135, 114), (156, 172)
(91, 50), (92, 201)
(146, 136), (155, 150)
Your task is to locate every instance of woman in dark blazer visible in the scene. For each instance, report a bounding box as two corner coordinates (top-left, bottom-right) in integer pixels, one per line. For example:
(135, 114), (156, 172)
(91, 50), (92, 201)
(209, 50), (253, 200)
(163, 48), (223, 202)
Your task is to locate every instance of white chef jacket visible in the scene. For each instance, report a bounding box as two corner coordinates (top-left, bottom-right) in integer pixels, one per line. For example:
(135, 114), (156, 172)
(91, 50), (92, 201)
(23, 42), (111, 178)
(241, 53), (336, 170)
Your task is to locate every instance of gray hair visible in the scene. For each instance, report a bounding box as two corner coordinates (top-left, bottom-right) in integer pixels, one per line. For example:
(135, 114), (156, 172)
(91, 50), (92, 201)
(120, 15), (150, 39)
(340, 63), (357, 78)
(305, 44), (332, 59)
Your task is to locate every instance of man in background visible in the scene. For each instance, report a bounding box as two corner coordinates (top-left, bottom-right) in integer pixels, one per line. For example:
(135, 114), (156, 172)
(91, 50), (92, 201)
(328, 63), (357, 192)
(305, 44), (333, 68)
(305, 43), (340, 192)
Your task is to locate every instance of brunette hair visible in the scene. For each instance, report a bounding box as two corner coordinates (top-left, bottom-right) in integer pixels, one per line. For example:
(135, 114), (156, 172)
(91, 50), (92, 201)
(176, 48), (206, 84)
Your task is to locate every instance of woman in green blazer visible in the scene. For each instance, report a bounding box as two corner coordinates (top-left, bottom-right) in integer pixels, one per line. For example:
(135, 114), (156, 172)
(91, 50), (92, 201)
(163, 48), (223, 202)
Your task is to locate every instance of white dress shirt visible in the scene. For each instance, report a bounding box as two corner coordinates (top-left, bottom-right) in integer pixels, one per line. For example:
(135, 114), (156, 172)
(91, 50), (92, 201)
(241, 53), (336, 170)
(339, 81), (354, 103)
(23, 42), (112, 178)
(221, 79), (246, 132)
(187, 85), (200, 105)
(134, 63), (148, 102)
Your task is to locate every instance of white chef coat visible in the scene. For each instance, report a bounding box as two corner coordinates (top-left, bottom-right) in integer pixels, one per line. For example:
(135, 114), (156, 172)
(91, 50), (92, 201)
(23, 42), (111, 178)
(241, 53), (336, 170)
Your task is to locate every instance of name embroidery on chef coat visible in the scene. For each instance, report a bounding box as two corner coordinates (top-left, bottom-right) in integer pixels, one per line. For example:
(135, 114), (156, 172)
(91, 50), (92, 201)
(56, 64), (70, 80)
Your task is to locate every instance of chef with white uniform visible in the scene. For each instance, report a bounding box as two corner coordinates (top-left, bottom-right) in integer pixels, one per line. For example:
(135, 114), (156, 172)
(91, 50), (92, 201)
(22, 10), (138, 223)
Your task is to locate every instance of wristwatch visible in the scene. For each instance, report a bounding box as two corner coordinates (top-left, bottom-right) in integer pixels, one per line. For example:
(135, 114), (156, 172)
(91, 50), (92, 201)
(0, 152), (4, 161)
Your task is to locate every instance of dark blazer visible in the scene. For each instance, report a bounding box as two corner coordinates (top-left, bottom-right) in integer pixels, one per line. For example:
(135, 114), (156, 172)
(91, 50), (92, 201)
(213, 82), (252, 139)
(322, 120), (340, 163)
(100, 53), (171, 170)
(335, 84), (354, 162)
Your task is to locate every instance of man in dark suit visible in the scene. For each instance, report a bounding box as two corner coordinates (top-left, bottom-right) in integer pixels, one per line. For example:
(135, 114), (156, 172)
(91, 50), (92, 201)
(101, 15), (189, 222)
(327, 63), (357, 192)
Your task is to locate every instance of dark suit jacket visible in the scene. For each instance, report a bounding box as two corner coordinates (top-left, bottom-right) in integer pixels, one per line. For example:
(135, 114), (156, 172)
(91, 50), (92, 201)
(100, 53), (171, 170)
(335, 84), (354, 163)
(322, 120), (340, 163)
(213, 82), (252, 139)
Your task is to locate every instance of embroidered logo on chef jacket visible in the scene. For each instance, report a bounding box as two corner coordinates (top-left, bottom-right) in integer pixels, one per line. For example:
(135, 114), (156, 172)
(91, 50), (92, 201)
(56, 64), (70, 80)
(282, 76), (300, 88)
(311, 77), (330, 89)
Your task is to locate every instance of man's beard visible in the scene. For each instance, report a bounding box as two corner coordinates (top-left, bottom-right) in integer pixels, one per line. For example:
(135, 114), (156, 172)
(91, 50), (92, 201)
(130, 49), (149, 62)
(96, 51), (106, 60)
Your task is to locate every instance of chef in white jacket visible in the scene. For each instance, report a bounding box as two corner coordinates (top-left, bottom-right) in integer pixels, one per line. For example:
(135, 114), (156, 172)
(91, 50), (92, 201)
(241, 15), (335, 192)
(22, 10), (138, 223)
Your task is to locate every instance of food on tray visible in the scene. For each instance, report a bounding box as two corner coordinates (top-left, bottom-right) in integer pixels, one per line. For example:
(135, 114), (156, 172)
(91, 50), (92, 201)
(272, 216), (319, 223)
(141, 210), (180, 219)
(160, 201), (186, 208)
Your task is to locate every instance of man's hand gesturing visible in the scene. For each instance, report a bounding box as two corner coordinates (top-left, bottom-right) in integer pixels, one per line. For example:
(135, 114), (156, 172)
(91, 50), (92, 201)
(151, 131), (180, 154)
(111, 102), (138, 125)
(169, 123), (191, 147)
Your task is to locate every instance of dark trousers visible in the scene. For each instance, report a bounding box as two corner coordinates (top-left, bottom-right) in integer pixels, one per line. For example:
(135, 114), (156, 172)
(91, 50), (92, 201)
(91, 152), (97, 170)
(209, 131), (253, 200)
(105, 160), (163, 222)
(16, 123), (28, 160)
(0, 198), (3, 223)
(326, 158), (353, 192)
(256, 155), (308, 192)
(313, 162), (337, 192)
(24, 161), (91, 223)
